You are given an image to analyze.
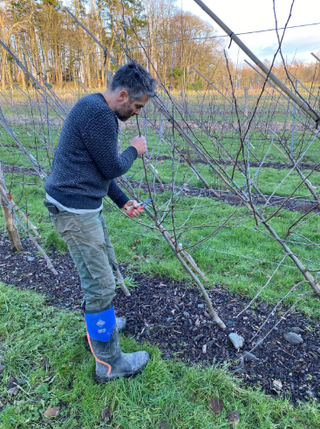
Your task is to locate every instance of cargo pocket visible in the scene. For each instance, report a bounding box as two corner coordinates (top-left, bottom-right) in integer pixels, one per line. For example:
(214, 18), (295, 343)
(50, 213), (81, 239)
(78, 241), (112, 281)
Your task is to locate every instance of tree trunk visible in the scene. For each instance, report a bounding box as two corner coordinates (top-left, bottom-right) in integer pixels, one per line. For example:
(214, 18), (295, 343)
(1, 48), (7, 90)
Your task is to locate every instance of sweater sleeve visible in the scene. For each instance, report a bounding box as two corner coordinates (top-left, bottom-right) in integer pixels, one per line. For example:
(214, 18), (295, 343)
(82, 110), (138, 180)
(107, 179), (129, 208)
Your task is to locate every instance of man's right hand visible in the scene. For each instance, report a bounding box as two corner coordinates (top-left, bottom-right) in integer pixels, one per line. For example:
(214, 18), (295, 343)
(130, 135), (147, 156)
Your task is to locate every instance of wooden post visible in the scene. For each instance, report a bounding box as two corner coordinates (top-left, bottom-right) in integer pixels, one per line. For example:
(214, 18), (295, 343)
(0, 164), (22, 251)
(244, 87), (248, 117)
(106, 71), (113, 88)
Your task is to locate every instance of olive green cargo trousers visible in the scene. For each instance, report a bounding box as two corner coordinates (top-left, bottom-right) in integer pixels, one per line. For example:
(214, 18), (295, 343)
(48, 209), (117, 313)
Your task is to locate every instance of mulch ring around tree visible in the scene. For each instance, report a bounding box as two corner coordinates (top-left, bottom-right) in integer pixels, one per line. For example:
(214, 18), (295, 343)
(0, 234), (319, 404)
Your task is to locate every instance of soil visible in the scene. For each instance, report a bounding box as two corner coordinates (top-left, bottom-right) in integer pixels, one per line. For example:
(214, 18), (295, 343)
(1, 234), (320, 404)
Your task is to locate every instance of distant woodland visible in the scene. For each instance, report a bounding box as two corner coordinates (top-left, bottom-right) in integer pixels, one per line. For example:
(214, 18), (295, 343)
(1, 0), (319, 91)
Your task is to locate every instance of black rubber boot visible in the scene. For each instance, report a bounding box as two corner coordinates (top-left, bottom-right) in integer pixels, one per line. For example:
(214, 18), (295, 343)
(87, 326), (150, 382)
(83, 317), (126, 350)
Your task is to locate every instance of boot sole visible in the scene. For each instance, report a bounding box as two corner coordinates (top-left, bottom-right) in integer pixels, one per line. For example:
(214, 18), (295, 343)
(94, 362), (148, 383)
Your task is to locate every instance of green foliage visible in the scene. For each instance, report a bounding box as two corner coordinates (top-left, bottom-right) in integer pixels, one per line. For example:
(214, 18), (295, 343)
(45, 230), (68, 252)
(0, 283), (319, 429)
(2, 108), (320, 319)
(187, 80), (204, 91)
(41, 0), (60, 7)
(2, 160), (320, 317)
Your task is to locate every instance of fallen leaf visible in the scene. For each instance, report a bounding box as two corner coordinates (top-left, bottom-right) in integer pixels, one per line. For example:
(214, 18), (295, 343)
(44, 376), (53, 382)
(101, 406), (111, 421)
(7, 386), (19, 396)
(134, 239), (140, 243)
(209, 397), (224, 414)
(43, 406), (60, 417)
(227, 410), (240, 428)
(132, 246), (137, 250)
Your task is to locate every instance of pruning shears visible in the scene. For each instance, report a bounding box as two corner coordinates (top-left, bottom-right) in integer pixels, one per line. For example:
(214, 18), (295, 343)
(127, 198), (152, 217)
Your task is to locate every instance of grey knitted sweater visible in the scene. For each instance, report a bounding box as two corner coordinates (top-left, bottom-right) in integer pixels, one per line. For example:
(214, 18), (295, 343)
(45, 93), (137, 209)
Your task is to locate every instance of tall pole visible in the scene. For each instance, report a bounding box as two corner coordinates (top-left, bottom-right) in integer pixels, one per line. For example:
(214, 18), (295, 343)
(192, 0), (320, 125)
(291, 79), (297, 159)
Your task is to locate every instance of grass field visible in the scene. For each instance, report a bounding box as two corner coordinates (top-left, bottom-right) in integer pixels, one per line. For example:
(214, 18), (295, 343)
(1, 89), (320, 426)
(1, 167), (320, 318)
(1, 283), (320, 429)
(1, 93), (320, 319)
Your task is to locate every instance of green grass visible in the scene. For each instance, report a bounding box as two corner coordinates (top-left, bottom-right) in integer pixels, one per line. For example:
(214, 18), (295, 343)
(2, 111), (319, 170)
(1, 169), (320, 317)
(0, 282), (319, 429)
(2, 98), (320, 318)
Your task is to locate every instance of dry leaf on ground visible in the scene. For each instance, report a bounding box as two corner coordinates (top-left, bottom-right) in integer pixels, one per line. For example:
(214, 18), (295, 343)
(7, 386), (19, 396)
(227, 410), (240, 428)
(209, 397), (224, 414)
(43, 406), (60, 417)
(101, 406), (111, 421)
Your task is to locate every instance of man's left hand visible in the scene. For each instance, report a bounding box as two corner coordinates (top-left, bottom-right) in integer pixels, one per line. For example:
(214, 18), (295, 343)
(123, 200), (143, 217)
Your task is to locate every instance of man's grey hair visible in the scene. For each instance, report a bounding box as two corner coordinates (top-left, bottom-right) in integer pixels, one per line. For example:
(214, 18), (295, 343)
(110, 62), (157, 101)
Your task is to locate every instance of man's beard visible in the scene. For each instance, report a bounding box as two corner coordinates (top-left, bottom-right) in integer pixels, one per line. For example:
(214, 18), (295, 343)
(114, 105), (134, 122)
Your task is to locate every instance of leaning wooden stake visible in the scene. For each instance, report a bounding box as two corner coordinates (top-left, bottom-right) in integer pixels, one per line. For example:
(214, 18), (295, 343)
(15, 217), (58, 276)
(115, 267), (131, 297)
(11, 199), (41, 239)
(160, 223), (226, 329)
(143, 205), (226, 329)
(0, 164), (22, 251)
(1, 164), (57, 274)
(167, 233), (208, 282)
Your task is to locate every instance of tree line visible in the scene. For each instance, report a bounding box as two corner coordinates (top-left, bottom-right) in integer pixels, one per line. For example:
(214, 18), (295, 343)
(1, 0), (319, 92)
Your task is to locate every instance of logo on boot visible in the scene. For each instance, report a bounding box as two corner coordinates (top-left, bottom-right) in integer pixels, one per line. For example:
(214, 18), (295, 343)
(96, 319), (105, 327)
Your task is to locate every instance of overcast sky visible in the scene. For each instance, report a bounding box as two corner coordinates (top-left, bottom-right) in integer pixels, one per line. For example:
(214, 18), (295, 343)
(177, 0), (320, 65)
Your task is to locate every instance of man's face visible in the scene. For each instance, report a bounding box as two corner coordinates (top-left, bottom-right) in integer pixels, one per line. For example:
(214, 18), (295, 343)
(114, 92), (149, 122)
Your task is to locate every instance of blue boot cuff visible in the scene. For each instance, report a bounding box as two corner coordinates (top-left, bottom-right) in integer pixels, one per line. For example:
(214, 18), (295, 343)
(85, 307), (116, 342)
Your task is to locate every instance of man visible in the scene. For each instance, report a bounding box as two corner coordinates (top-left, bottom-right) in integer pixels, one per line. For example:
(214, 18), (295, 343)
(44, 62), (156, 382)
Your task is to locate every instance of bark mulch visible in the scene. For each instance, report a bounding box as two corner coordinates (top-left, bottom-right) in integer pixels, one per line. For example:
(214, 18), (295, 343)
(0, 234), (319, 404)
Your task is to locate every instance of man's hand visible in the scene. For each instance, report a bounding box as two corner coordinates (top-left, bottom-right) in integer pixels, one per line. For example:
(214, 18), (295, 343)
(130, 135), (147, 156)
(123, 200), (144, 217)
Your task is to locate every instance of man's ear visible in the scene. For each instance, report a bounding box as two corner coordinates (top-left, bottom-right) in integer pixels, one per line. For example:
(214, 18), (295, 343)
(117, 89), (129, 102)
